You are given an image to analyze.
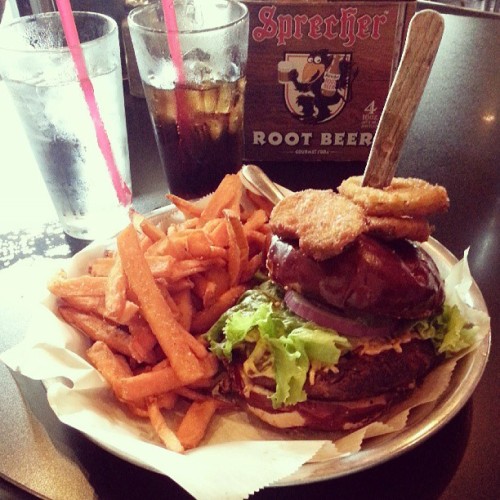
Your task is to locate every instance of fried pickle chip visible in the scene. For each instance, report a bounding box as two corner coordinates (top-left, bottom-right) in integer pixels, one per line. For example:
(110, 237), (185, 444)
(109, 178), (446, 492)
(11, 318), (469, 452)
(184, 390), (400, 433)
(338, 176), (449, 217)
(366, 216), (433, 242)
(270, 189), (366, 260)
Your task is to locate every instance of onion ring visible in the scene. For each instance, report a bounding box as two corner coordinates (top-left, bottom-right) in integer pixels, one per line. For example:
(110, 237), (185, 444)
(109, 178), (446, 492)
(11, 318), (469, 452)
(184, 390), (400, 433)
(338, 176), (449, 217)
(366, 216), (433, 242)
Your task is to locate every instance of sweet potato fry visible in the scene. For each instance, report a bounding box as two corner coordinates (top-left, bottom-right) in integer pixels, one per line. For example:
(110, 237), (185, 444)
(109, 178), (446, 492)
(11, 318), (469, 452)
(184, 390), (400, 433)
(181, 330), (210, 359)
(224, 219), (244, 286)
(176, 399), (218, 450)
(175, 386), (212, 402)
(204, 267), (230, 298)
(185, 230), (227, 260)
(115, 301), (141, 325)
(124, 389), (174, 417)
(48, 274), (108, 297)
(243, 208), (268, 232)
(156, 392), (178, 410)
(143, 237), (170, 258)
(203, 217), (224, 234)
(130, 209), (167, 242)
(105, 256), (127, 318)
(59, 307), (132, 356)
(181, 217), (200, 230)
(191, 285), (246, 334)
(241, 253), (264, 282)
(158, 285), (181, 320)
(128, 317), (158, 364)
(184, 230), (210, 258)
(199, 351), (219, 379)
(61, 296), (139, 325)
(205, 218), (228, 247)
(86, 341), (132, 396)
(191, 274), (217, 308)
(145, 234), (190, 260)
(88, 257), (114, 276)
(117, 224), (205, 383)
(225, 209), (250, 285)
(126, 403), (149, 418)
(147, 399), (184, 453)
(139, 352), (215, 393)
(152, 358), (170, 371)
(245, 229), (267, 249)
(145, 255), (176, 279)
(141, 220), (166, 243)
(139, 234), (154, 252)
(116, 365), (185, 401)
(200, 174), (242, 221)
(61, 295), (104, 312)
(166, 193), (203, 219)
(165, 278), (194, 293)
(172, 288), (194, 331)
(225, 240), (240, 287)
(141, 219), (166, 243)
(169, 258), (226, 282)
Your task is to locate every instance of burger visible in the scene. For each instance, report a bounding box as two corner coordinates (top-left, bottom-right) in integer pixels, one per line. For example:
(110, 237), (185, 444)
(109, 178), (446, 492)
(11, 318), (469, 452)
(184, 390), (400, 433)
(207, 177), (478, 431)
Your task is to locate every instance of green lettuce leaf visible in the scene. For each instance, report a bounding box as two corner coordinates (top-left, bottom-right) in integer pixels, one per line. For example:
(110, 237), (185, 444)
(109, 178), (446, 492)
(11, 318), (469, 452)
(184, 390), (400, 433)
(206, 283), (480, 409)
(413, 304), (479, 355)
(206, 283), (350, 408)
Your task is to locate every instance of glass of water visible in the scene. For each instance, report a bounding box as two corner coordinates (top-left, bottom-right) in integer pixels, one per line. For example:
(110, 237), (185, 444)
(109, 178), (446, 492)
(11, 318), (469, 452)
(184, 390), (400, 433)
(0, 11), (132, 240)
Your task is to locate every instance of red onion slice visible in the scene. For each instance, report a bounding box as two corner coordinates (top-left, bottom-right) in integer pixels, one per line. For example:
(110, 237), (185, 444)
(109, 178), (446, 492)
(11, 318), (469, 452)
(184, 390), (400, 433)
(284, 290), (394, 338)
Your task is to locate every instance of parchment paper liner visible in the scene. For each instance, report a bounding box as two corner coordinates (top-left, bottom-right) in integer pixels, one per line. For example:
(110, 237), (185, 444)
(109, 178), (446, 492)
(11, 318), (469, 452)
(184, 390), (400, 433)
(0, 208), (490, 500)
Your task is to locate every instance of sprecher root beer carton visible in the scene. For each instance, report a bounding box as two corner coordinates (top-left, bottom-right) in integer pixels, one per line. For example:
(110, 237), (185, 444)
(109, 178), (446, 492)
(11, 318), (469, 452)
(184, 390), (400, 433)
(243, 0), (416, 163)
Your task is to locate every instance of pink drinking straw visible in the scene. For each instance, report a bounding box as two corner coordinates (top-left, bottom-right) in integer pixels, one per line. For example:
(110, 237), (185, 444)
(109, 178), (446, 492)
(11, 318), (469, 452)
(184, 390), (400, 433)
(161, 0), (186, 84)
(54, 0), (132, 207)
(160, 0), (189, 138)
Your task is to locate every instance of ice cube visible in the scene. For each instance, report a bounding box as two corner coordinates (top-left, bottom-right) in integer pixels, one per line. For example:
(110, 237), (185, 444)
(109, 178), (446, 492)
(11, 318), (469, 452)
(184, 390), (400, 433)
(229, 45), (242, 65)
(184, 87), (205, 114)
(145, 86), (177, 123)
(191, 122), (210, 144)
(226, 62), (242, 81)
(222, 46), (244, 80)
(183, 48), (211, 63)
(206, 117), (224, 141)
(184, 60), (214, 85)
(228, 107), (243, 135)
(148, 61), (177, 90)
(237, 77), (247, 93)
(203, 87), (219, 114)
(215, 83), (233, 114)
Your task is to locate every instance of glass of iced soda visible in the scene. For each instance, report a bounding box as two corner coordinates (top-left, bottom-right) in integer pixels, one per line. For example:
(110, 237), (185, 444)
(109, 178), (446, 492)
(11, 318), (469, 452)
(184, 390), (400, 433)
(0, 11), (132, 240)
(128, 0), (249, 199)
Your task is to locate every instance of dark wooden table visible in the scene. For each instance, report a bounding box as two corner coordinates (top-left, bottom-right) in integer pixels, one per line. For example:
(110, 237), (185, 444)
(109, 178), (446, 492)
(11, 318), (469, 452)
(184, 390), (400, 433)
(0, 3), (498, 499)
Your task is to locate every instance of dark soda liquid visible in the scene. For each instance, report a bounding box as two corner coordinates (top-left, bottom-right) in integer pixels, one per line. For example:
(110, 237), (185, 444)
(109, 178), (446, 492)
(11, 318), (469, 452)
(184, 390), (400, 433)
(144, 78), (246, 199)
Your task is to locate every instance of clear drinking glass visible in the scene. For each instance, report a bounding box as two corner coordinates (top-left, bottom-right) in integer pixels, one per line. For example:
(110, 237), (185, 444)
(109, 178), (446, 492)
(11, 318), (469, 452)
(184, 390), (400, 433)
(128, 0), (249, 199)
(0, 11), (132, 240)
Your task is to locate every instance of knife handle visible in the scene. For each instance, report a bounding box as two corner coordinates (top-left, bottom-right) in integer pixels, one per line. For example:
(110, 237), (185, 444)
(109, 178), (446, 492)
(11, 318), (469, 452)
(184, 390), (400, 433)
(362, 10), (444, 188)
